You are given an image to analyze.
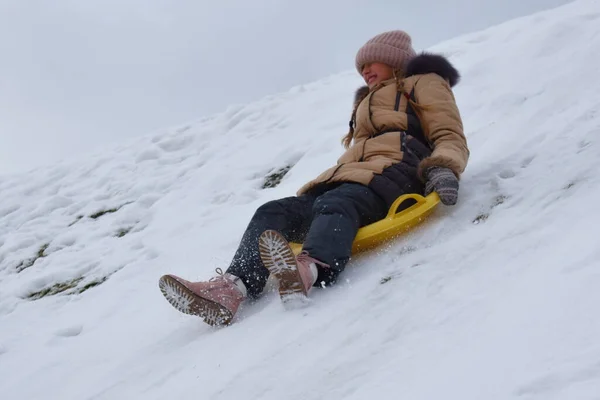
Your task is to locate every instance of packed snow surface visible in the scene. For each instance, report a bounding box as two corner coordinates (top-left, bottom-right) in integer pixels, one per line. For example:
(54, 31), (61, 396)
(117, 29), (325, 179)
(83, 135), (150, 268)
(1, 1), (600, 399)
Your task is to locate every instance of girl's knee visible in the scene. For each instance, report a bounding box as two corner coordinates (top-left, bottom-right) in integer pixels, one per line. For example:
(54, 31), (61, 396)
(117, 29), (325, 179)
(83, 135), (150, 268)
(255, 198), (290, 216)
(312, 193), (351, 216)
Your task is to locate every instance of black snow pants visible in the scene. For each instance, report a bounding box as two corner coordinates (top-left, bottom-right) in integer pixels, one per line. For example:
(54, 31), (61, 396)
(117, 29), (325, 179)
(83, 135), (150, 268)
(226, 183), (388, 298)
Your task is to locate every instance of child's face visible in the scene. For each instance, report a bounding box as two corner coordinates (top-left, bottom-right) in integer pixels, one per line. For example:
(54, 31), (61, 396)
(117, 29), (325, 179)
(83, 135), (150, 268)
(361, 62), (394, 88)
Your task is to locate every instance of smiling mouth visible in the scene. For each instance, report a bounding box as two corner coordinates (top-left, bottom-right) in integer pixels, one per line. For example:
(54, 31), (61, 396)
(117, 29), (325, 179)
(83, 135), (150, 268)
(367, 75), (377, 84)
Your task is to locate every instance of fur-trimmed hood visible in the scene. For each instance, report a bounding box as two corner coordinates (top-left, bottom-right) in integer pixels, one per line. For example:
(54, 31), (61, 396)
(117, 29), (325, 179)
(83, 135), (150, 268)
(353, 52), (460, 107)
(405, 52), (460, 87)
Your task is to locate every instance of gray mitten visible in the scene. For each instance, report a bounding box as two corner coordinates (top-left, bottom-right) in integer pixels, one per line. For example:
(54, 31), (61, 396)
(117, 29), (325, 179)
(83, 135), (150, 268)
(424, 167), (459, 206)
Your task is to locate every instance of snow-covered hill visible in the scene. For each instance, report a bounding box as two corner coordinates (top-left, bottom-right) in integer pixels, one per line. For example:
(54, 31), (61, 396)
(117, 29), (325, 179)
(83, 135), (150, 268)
(1, 0), (600, 399)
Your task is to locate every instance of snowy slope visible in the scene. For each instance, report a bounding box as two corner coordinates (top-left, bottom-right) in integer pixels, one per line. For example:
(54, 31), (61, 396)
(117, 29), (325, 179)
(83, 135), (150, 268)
(1, 0), (600, 399)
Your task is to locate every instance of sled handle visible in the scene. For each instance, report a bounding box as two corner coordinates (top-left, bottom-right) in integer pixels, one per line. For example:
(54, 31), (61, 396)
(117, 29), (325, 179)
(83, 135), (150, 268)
(387, 193), (430, 219)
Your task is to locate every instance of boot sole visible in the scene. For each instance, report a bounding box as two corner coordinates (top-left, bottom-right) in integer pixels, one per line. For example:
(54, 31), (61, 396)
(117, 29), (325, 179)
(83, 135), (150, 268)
(258, 230), (309, 305)
(158, 275), (233, 326)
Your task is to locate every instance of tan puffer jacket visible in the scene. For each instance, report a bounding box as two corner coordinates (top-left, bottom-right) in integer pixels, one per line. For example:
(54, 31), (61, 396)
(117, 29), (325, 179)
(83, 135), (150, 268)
(297, 53), (469, 202)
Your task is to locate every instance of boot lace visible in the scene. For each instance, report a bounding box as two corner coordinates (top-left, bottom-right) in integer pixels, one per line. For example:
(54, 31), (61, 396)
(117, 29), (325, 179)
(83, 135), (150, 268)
(297, 251), (330, 268)
(208, 268), (228, 283)
(210, 268), (246, 298)
(209, 268), (242, 285)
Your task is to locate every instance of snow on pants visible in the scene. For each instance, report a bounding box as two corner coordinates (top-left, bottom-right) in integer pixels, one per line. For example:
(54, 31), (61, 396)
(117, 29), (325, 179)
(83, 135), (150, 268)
(226, 183), (388, 298)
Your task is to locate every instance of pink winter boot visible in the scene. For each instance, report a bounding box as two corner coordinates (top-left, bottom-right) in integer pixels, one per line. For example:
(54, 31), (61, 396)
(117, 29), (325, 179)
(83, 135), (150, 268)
(258, 230), (329, 305)
(158, 268), (247, 326)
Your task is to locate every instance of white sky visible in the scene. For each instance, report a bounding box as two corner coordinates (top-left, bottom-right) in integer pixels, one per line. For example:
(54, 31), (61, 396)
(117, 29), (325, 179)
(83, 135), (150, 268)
(0, 0), (571, 175)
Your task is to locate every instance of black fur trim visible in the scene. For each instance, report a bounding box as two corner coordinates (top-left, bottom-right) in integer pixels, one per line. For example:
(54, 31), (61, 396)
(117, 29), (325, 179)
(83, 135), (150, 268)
(405, 52), (460, 87)
(353, 86), (370, 108)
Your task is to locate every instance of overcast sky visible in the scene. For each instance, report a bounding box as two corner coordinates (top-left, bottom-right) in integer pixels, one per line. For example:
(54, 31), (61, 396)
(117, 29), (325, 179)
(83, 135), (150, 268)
(0, 0), (571, 174)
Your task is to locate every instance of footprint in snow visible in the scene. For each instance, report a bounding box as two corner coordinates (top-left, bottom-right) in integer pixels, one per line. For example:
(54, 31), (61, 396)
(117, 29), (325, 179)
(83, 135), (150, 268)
(54, 324), (84, 338)
(472, 194), (508, 224)
(156, 134), (193, 152)
(497, 169), (516, 179)
(135, 148), (161, 163)
(577, 140), (591, 153)
(521, 155), (535, 168)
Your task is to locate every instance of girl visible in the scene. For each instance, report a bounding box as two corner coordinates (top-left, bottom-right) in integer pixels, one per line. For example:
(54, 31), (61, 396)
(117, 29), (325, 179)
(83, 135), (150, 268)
(159, 30), (469, 326)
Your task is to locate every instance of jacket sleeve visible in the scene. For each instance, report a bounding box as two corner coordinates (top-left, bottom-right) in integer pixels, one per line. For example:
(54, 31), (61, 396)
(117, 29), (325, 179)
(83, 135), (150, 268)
(413, 73), (469, 181)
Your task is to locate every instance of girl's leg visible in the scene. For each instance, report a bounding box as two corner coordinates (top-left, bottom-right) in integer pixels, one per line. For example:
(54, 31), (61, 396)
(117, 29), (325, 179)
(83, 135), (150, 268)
(226, 195), (316, 297)
(303, 183), (387, 286)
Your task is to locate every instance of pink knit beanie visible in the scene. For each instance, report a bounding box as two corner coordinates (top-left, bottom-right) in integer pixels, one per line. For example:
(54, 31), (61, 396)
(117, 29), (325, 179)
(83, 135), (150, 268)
(355, 30), (417, 74)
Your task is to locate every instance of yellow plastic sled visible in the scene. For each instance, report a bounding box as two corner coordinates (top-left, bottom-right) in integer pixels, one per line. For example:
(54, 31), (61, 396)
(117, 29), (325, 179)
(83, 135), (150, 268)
(290, 192), (440, 256)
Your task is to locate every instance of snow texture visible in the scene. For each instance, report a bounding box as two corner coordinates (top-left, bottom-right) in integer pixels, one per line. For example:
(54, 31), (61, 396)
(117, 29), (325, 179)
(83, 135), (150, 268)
(1, 1), (600, 399)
